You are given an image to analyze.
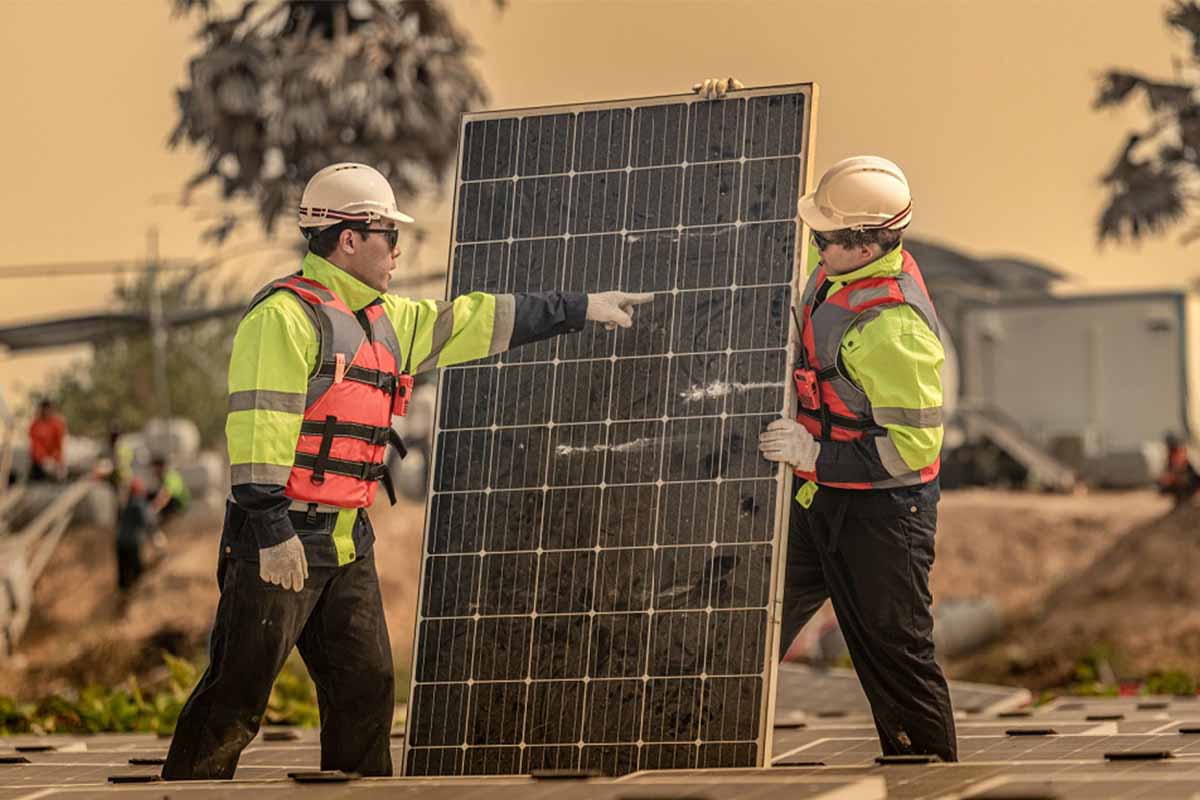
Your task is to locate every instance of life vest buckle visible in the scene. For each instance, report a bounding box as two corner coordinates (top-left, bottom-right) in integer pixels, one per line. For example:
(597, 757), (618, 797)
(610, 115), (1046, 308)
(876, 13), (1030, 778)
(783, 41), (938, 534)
(376, 372), (397, 394)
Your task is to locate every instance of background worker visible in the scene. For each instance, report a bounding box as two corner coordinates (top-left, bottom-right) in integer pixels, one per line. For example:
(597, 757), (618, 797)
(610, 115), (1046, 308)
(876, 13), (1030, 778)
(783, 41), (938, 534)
(1158, 432), (1199, 508)
(759, 155), (957, 762)
(164, 162), (654, 781)
(102, 426), (134, 507)
(27, 398), (66, 482)
(149, 454), (191, 528)
(115, 477), (154, 594)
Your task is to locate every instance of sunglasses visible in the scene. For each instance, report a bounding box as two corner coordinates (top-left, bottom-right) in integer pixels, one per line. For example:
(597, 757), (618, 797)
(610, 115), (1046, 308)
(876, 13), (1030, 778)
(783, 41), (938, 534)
(811, 230), (842, 251)
(358, 227), (400, 249)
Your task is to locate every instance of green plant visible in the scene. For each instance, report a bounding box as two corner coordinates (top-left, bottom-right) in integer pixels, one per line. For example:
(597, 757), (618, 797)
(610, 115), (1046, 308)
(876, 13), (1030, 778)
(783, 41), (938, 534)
(0, 651), (334, 735)
(265, 654), (320, 727)
(1144, 670), (1197, 696)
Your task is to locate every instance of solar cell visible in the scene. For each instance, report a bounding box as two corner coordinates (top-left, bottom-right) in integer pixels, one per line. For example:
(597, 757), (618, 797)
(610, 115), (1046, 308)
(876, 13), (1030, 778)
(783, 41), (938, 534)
(406, 85), (817, 777)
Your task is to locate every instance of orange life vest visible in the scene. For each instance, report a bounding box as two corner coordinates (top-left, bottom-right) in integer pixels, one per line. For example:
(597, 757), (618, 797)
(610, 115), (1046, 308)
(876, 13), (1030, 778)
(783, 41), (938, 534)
(247, 274), (411, 508)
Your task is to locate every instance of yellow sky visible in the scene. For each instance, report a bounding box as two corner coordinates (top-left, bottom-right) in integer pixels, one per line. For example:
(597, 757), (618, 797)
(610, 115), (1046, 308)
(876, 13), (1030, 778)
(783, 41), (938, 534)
(0, 0), (1189, 403)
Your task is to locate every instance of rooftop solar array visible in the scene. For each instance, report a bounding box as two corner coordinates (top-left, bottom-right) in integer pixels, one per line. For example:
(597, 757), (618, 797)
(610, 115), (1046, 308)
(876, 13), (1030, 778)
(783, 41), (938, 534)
(404, 85), (817, 777)
(6, 674), (1200, 798)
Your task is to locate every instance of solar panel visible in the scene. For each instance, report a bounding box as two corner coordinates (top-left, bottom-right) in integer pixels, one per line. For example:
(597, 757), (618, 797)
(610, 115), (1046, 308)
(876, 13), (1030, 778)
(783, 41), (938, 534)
(773, 732), (1200, 767)
(773, 664), (1031, 719)
(404, 85), (817, 777)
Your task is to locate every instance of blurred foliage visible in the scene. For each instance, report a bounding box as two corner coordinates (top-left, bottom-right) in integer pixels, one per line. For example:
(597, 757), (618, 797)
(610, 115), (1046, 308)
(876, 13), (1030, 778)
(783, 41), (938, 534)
(0, 652), (196, 734)
(1059, 644), (1122, 697)
(0, 651), (412, 734)
(1095, 1), (1200, 244)
(0, 652), (322, 734)
(265, 653), (321, 727)
(168, 0), (490, 243)
(1035, 647), (1199, 699)
(40, 268), (239, 448)
(1143, 669), (1197, 696)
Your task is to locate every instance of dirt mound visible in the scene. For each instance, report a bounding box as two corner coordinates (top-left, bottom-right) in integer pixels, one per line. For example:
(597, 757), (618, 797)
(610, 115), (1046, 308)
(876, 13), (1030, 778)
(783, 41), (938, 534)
(932, 489), (1170, 613)
(957, 496), (1200, 687)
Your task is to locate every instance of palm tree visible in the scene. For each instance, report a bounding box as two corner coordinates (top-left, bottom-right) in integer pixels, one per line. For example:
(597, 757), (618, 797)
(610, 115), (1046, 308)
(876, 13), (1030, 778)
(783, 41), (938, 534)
(169, 0), (489, 242)
(1095, 1), (1200, 243)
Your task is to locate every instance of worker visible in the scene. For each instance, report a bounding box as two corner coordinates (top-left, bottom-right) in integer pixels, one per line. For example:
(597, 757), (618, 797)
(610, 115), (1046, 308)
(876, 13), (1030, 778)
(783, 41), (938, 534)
(1158, 432), (1199, 508)
(163, 162), (653, 780)
(115, 478), (153, 593)
(149, 454), (191, 527)
(100, 426), (134, 508)
(758, 155), (958, 762)
(28, 398), (66, 482)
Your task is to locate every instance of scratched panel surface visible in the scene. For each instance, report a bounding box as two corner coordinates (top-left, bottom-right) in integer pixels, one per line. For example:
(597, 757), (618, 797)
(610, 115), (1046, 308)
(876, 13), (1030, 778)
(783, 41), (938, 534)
(406, 86), (815, 777)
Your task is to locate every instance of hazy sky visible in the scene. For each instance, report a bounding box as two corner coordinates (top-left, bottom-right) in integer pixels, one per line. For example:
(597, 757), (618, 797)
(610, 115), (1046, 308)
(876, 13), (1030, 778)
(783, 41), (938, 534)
(0, 0), (1190, 403)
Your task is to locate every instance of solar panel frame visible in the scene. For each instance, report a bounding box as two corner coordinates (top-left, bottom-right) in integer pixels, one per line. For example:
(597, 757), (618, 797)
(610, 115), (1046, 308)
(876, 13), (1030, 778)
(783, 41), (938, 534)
(404, 84), (819, 777)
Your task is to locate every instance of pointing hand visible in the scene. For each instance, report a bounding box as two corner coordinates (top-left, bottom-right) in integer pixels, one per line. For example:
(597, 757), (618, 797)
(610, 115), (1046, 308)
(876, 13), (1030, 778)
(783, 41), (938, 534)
(586, 291), (656, 331)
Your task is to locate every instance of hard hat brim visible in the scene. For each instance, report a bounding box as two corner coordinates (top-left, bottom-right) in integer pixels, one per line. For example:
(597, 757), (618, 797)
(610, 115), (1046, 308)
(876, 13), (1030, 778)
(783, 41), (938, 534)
(381, 209), (416, 225)
(797, 193), (844, 233)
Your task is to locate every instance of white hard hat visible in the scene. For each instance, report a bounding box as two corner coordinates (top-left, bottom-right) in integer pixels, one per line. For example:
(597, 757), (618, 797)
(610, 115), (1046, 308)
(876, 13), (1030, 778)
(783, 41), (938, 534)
(798, 155), (912, 233)
(298, 162), (415, 230)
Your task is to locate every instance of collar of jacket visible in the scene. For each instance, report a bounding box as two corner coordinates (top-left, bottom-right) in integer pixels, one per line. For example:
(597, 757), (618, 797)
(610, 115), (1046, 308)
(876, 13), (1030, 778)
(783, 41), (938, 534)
(827, 245), (904, 290)
(300, 252), (384, 312)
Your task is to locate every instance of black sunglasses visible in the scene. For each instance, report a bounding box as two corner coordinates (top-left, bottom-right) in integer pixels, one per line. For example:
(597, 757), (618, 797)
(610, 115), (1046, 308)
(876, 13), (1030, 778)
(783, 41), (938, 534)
(812, 230), (841, 251)
(358, 227), (400, 249)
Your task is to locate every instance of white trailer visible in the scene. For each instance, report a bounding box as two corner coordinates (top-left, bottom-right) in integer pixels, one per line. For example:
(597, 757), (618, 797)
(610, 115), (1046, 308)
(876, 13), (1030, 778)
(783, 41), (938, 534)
(959, 290), (1200, 487)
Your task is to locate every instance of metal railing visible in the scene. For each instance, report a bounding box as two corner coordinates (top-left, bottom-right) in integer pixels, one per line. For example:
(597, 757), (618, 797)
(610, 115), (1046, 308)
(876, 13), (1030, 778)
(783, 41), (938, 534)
(0, 476), (96, 658)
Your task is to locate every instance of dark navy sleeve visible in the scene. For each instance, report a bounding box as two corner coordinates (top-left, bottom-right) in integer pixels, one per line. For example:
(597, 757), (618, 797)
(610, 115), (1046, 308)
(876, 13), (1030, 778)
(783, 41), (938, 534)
(231, 484), (296, 549)
(509, 291), (588, 348)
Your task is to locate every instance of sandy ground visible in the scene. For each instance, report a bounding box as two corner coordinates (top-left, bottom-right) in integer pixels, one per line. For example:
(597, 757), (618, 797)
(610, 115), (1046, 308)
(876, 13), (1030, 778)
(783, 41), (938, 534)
(932, 488), (1171, 613)
(0, 487), (1175, 698)
(955, 493), (1200, 687)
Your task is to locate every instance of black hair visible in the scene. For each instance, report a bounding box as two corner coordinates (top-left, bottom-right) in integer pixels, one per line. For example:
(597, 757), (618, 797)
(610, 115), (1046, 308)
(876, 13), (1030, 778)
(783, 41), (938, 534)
(830, 227), (904, 253)
(305, 221), (382, 258)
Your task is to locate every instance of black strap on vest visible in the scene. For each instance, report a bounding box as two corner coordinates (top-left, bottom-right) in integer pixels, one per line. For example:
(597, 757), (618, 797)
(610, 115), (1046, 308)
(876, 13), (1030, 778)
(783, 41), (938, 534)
(313, 361), (397, 394)
(388, 427), (408, 460)
(310, 415), (338, 485)
(379, 470), (398, 506)
(299, 420), (407, 503)
(796, 405), (878, 432)
(300, 419), (392, 446)
(296, 451), (389, 482)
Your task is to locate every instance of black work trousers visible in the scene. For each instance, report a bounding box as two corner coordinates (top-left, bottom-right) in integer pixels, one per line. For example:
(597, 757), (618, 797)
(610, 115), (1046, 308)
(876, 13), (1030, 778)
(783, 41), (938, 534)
(163, 553), (395, 779)
(779, 489), (958, 762)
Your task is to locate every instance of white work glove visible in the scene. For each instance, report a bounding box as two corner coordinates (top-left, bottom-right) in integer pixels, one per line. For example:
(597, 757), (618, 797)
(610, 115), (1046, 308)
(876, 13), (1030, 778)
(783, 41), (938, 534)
(586, 291), (656, 330)
(758, 418), (820, 472)
(259, 536), (308, 592)
(692, 77), (745, 100)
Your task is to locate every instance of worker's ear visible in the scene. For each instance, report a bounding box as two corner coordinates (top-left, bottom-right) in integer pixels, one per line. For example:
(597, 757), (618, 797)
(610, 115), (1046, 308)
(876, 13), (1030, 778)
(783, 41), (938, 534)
(339, 228), (358, 255)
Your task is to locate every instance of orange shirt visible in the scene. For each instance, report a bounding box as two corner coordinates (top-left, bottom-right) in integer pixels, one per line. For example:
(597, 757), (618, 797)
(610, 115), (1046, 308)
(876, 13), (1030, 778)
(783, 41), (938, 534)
(29, 414), (66, 465)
